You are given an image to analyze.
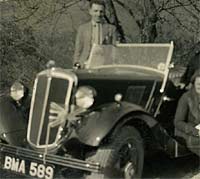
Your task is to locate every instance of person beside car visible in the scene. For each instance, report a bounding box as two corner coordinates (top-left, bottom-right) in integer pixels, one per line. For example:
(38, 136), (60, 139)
(174, 69), (200, 156)
(181, 51), (200, 86)
(73, 0), (117, 68)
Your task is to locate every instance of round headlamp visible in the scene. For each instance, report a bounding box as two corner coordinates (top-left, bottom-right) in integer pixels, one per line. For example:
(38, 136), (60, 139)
(75, 86), (96, 109)
(10, 82), (24, 101)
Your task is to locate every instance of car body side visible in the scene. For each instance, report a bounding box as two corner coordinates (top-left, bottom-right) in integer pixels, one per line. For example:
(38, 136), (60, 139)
(0, 67), (187, 157)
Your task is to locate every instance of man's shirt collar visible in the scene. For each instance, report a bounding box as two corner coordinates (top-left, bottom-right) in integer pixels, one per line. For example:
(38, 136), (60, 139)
(91, 20), (104, 26)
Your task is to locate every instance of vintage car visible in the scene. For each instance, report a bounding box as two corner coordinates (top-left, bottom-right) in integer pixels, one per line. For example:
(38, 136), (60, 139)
(0, 42), (190, 179)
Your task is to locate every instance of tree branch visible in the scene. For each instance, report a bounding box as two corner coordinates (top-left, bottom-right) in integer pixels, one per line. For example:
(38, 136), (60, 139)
(188, 0), (200, 13)
(175, 0), (199, 20)
(114, 0), (136, 19)
(14, 0), (80, 24)
(158, 0), (193, 12)
(165, 9), (196, 32)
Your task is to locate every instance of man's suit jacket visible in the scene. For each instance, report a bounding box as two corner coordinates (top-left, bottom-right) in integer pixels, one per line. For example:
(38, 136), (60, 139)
(74, 21), (117, 67)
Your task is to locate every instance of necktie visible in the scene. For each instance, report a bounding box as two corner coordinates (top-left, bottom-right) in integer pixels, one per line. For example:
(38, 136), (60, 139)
(93, 23), (102, 44)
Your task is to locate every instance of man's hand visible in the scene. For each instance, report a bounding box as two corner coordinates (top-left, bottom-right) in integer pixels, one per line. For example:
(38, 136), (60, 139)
(67, 107), (86, 123)
(177, 83), (186, 89)
(49, 102), (67, 124)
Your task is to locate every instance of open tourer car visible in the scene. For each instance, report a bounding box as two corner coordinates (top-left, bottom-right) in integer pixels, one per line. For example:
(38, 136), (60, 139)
(0, 42), (190, 179)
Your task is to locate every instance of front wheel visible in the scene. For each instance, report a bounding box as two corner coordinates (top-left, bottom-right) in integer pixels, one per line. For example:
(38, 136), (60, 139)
(85, 126), (144, 179)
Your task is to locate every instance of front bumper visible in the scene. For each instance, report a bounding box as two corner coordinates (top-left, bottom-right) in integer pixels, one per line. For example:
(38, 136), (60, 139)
(0, 143), (100, 174)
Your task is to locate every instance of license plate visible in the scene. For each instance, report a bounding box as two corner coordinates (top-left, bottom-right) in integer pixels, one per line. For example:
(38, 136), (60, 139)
(3, 155), (54, 179)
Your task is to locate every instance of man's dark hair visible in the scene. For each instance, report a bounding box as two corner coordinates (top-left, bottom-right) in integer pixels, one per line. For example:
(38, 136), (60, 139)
(191, 69), (200, 84)
(181, 51), (200, 85)
(89, 0), (105, 8)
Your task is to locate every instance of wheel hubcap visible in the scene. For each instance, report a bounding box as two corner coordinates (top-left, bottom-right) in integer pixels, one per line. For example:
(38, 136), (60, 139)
(115, 142), (137, 179)
(124, 162), (135, 179)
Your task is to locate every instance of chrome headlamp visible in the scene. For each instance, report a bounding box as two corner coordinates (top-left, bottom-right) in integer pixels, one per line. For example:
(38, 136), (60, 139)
(10, 82), (24, 101)
(75, 86), (96, 109)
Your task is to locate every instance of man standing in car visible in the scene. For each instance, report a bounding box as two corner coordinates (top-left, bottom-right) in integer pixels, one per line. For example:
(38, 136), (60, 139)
(73, 0), (117, 68)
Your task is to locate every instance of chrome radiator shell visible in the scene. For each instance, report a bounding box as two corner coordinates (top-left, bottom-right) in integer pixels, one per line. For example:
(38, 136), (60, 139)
(27, 68), (77, 150)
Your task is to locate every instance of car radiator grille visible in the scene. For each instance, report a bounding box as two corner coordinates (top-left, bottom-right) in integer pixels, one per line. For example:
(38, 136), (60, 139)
(27, 69), (75, 149)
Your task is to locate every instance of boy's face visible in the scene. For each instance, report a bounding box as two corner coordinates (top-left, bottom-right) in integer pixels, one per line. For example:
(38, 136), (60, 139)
(89, 3), (105, 23)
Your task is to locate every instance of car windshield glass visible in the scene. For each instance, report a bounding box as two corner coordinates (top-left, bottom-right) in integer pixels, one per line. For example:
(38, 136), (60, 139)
(86, 43), (173, 74)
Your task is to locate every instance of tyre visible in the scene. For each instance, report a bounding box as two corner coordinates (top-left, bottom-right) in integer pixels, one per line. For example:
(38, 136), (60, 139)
(85, 126), (144, 179)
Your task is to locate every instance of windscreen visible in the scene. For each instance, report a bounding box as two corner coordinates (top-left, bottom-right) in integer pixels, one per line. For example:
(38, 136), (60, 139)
(86, 43), (173, 74)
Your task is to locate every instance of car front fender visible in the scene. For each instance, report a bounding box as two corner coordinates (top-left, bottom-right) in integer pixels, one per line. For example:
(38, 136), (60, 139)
(75, 101), (157, 146)
(0, 97), (27, 146)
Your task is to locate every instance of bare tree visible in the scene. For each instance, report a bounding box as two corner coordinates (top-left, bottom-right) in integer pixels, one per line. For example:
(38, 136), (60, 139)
(1, 0), (200, 85)
(113, 0), (199, 43)
(103, 0), (126, 42)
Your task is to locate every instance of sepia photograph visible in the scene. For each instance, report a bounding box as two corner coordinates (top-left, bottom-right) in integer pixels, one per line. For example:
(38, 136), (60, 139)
(0, 0), (200, 178)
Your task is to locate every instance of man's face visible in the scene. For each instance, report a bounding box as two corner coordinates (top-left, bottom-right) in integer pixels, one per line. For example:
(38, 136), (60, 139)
(89, 3), (105, 23)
